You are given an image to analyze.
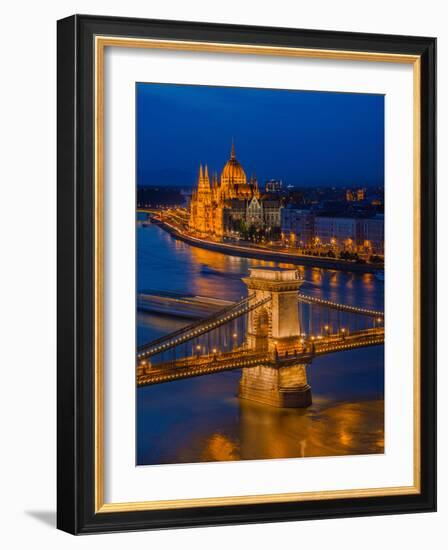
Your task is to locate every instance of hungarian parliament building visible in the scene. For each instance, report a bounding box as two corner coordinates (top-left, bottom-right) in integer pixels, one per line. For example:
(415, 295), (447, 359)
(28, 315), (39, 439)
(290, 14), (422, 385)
(188, 142), (282, 239)
(186, 141), (383, 255)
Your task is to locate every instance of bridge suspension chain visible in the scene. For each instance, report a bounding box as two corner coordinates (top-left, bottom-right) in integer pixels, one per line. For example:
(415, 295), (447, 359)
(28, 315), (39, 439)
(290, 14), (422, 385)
(297, 293), (384, 318)
(138, 294), (254, 354)
(138, 294), (272, 359)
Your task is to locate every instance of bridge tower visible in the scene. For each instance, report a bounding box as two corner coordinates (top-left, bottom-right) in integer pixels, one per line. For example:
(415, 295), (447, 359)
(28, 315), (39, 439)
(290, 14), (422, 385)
(239, 267), (312, 408)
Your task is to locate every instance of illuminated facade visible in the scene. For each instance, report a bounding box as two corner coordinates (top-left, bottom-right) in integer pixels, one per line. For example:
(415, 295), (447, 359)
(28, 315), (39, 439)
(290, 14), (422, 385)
(189, 141), (282, 238)
(281, 208), (384, 256)
(346, 188), (366, 202)
(314, 216), (359, 250)
(313, 215), (384, 254)
(281, 206), (315, 247)
(358, 215), (384, 255)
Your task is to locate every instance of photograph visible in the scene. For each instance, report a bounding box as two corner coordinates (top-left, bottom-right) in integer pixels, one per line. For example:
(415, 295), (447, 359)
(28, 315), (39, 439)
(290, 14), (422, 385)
(135, 83), (385, 466)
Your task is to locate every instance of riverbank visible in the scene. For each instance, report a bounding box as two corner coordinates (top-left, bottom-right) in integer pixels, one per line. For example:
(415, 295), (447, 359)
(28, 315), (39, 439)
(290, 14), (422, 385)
(153, 219), (384, 274)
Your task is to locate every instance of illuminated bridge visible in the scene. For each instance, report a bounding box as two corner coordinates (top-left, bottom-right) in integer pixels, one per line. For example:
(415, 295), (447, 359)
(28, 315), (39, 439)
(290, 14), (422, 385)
(137, 268), (384, 408)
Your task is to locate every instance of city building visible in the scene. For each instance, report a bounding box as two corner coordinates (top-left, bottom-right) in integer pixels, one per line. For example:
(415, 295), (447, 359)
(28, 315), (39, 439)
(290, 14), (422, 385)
(246, 195), (264, 227)
(281, 205), (315, 247)
(262, 196), (283, 229)
(189, 141), (283, 239)
(265, 179), (283, 193)
(313, 214), (384, 256)
(358, 214), (384, 255)
(314, 216), (359, 251)
(281, 208), (384, 256)
(346, 188), (366, 202)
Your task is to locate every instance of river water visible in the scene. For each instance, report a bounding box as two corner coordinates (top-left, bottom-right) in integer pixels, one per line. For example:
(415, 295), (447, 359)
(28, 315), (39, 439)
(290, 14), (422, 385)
(136, 222), (384, 466)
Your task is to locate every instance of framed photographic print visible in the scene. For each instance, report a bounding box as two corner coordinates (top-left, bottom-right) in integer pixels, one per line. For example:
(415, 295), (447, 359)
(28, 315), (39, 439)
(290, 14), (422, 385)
(57, 15), (436, 534)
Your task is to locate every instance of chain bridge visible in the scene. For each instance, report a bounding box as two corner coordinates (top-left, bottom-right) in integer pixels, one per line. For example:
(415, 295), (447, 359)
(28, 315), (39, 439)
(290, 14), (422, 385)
(137, 268), (384, 408)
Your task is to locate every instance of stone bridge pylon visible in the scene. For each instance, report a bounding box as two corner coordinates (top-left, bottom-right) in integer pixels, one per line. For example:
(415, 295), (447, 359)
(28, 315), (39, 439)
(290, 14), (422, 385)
(239, 267), (312, 408)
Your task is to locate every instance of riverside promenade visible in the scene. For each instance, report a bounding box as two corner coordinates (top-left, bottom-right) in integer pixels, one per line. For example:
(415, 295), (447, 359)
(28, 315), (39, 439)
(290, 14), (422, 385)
(152, 218), (384, 274)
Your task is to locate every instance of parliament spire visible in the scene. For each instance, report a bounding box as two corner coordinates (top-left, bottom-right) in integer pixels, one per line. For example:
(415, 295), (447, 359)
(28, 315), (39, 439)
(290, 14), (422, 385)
(230, 138), (235, 159)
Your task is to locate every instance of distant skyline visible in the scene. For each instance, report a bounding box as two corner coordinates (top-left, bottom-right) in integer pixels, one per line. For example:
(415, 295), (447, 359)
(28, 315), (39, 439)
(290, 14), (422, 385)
(136, 83), (384, 188)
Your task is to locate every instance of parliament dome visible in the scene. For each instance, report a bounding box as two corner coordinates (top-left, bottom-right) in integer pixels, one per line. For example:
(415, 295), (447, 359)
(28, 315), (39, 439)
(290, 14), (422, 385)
(220, 141), (247, 185)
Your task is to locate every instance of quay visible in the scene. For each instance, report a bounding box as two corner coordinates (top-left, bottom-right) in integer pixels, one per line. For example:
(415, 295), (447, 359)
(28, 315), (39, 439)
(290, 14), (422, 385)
(150, 217), (384, 274)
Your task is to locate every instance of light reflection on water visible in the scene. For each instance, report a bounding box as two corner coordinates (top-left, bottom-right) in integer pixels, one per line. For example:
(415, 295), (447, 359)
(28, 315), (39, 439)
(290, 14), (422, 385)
(136, 223), (384, 466)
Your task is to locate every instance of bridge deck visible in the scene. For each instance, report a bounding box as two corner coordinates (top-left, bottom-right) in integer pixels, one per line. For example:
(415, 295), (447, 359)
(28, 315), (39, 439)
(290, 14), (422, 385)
(137, 328), (384, 387)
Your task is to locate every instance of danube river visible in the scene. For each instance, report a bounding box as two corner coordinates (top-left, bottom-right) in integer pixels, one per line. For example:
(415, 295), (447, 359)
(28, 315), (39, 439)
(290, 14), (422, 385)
(137, 222), (384, 466)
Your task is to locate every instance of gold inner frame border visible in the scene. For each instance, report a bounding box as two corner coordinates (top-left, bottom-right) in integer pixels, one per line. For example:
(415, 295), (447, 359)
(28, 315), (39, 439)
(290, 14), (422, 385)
(94, 35), (421, 513)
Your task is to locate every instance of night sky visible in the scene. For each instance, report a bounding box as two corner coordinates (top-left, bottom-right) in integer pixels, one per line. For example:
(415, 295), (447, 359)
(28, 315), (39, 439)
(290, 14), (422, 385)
(136, 83), (384, 188)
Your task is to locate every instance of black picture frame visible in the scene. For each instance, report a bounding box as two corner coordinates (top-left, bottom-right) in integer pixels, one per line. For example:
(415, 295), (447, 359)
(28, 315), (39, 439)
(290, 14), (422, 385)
(57, 14), (436, 534)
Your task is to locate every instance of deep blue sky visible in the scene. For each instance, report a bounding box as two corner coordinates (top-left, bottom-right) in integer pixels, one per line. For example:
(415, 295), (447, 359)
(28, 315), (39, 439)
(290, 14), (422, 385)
(136, 83), (384, 188)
